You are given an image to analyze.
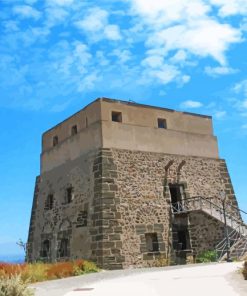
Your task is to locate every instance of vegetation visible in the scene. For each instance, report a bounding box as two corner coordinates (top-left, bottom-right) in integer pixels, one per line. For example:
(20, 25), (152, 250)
(0, 275), (34, 296)
(196, 250), (217, 263)
(0, 260), (99, 283)
(242, 261), (247, 280)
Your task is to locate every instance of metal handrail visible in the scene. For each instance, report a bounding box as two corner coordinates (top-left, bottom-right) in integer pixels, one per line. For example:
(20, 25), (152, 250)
(172, 196), (245, 226)
(171, 196), (247, 260)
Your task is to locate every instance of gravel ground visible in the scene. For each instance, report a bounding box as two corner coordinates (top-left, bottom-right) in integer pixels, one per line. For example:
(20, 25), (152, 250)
(31, 262), (247, 296)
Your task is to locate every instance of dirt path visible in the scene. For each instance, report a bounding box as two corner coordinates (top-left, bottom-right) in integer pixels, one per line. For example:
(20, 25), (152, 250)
(32, 262), (246, 296)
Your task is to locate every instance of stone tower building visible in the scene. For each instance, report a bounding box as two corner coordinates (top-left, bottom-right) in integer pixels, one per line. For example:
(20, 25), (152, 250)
(27, 98), (241, 269)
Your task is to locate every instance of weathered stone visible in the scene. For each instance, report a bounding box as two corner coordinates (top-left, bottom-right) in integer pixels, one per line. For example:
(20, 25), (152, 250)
(27, 99), (241, 270)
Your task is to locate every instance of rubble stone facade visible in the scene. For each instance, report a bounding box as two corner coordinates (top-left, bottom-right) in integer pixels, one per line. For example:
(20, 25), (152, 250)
(27, 98), (240, 268)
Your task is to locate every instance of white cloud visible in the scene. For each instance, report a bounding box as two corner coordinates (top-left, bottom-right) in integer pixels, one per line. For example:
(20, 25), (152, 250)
(233, 79), (247, 97)
(3, 21), (19, 32)
(181, 75), (191, 84)
(75, 8), (108, 33)
(46, 0), (74, 6)
(140, 64), (181, 85)
(180, 100), (203, 108)
(45, 7), (69, 28)
(96, 51), (110, 66)
(170, 50), (187, 64)
(104, 25), (122, 40)
(129, 0), (242, 65)
(111, 49), (132, 64)
(77, 72), (100, 92)
(13, 5), (41, 20)
(130, 0), (210, 26)
(146, 20), (241, 65)
(205, 66), (238, 76)
(209, 0), (247, 17)
(141, 55), (164, 68)
(2, 0), (247, 111)
(74, 7), (122, 42)
(214, 110), (226, 119)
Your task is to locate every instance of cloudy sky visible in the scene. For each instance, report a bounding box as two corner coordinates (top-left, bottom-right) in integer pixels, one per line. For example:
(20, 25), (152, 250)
(0, 0), (247, 258)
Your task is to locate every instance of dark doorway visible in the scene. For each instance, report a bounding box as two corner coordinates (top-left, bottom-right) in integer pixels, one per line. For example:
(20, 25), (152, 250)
(169, 184), (184, 212)
(177, 230), (187, 250)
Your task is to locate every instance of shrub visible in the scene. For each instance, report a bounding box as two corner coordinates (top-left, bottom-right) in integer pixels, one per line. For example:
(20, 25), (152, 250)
(73, 260), (98, 275)
(0, 260), (99, 283)
(81, 260), (99, 273)
(0, 275), (34, 296)
(0, 263), (27, 277)
(196, 250), (217, 263)
(242, 261), (247, 280)
(20, 263), (47, 283)
(46, 262), (74, 279)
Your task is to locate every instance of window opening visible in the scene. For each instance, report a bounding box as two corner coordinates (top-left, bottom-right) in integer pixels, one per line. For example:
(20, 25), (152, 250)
(145, 233), (159, 252)
(85, 117), (88, 128)
(53, 136), (58, 147)
(76, 211), (88, 227)
(71, 125), (78, 136)
(65, 187), (74, 204)
(59, 238), (69, 257)
(112, 111), (122, 122)
(45, 194), (54, 210)
(41, 240), (50, 258)
(169, 184), (184, 212)
(158, 118), (167, 129)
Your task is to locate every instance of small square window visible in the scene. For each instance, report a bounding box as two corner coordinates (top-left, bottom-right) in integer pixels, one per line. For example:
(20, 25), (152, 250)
(158, 118), (167, 129)
(145, 233), (159, 252)
(112, 111), (122, 122)
(53, 136), (58, 147)
(71, 125), (78, 136)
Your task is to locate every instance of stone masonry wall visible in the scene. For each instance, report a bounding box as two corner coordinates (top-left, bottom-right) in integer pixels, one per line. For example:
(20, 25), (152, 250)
(27, 176), (40, 262)
(91, 149), (124, 269)
(28, 147), (240, 268)
(188, 211), (226, 254)
(110, 149), (240, 267)
(27, 150), (98, 262)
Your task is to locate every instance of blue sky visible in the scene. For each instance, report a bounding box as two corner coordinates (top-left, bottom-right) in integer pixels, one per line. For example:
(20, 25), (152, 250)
(0, 0), (247, 259)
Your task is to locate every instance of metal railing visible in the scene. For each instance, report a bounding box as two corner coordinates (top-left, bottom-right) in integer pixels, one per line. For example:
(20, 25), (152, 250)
(171, 196), (247, 260)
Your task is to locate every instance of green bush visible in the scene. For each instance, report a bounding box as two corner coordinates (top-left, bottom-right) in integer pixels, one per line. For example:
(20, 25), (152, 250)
(0, 275), (34, 296)
(73, 260), (99, 275)
(196, 250), (217, 263)
(82, 260), (99, 273)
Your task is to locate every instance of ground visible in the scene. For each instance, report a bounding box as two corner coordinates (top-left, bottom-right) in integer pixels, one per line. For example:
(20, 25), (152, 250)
(31, 262), (246, 296)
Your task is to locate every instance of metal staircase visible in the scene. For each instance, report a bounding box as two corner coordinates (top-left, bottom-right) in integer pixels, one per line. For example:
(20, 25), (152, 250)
(171, 196), (247, 261)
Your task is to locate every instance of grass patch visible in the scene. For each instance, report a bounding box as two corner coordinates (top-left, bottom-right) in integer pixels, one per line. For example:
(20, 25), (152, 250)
(0, 274), (34, 296)
(196, 250), (217, 263)
(0, 260), (99, 283)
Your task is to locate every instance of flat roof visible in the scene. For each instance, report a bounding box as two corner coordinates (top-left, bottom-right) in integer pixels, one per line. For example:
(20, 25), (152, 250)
(43, 97), (212, 135)
(101, 97), (211, 119)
